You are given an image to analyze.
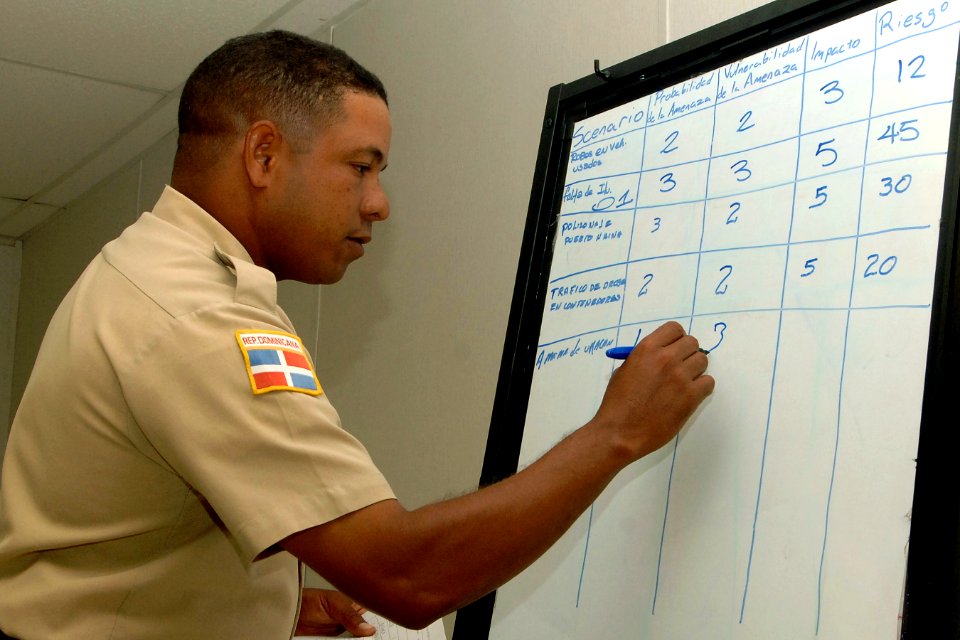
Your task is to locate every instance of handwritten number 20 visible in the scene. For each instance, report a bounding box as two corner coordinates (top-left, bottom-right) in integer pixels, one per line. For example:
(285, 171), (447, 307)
(864, 254), (897, 278)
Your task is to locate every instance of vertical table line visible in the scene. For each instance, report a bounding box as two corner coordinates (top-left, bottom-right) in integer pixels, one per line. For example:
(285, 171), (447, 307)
(652, 71), (723, 615)
(738, 33), (811, 624)
(816, 9), (881, 634)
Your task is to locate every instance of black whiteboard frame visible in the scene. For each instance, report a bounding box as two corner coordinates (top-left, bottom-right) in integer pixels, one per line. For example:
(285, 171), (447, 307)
(453, 1), (960, 637)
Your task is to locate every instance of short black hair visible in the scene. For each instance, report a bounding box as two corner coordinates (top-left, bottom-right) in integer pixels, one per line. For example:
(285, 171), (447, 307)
(176, 30), (387, 165)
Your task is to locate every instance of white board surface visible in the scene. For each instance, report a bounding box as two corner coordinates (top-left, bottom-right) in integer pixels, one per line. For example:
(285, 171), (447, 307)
(490, 1), (959, 638)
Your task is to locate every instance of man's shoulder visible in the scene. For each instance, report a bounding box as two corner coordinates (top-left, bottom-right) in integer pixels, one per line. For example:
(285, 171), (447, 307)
(101, 212), (260, 318)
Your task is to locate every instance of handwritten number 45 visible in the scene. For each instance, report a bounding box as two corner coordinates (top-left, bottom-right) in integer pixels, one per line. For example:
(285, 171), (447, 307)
(878, 120), (920, 144)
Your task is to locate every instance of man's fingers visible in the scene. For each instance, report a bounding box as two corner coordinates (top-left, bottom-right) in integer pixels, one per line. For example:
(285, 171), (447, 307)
(642, 322), (708, 357)
(306, 589), (377, 637)
(643, 320), (686, 347)
(675, 334), (704, 360)
(340, 611), (376, 637)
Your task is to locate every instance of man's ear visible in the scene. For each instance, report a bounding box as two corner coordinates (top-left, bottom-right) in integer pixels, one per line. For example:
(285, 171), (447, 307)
(243, 120), (284, 188)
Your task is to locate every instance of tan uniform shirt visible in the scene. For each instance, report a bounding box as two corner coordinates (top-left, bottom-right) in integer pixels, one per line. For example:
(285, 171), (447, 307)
(0, 187), (395, 639)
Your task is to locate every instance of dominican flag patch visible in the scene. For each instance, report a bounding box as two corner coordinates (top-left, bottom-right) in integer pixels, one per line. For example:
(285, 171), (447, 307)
(235, 330), (322, 396)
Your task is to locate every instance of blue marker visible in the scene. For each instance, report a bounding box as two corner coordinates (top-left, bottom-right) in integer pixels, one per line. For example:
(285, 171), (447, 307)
(605, 345), (709, 359)
(605, 346), (635, 359)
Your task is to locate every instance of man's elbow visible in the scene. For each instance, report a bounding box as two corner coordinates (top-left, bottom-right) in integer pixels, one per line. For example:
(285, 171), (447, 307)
(369, 584), (457, 631)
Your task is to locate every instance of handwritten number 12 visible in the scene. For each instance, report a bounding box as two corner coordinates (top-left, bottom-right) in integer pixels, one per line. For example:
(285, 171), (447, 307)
(898, 55), (926, 82)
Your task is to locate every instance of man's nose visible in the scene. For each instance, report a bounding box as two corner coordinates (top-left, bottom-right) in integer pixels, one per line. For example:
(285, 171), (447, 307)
(362, 181), (390, 221)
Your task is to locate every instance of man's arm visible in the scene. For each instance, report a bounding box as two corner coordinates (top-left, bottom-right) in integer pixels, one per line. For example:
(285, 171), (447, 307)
(281, 321), (714, 629)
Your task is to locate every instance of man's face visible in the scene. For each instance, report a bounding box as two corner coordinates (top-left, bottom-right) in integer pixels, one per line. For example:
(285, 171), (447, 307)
(257, 91), (392, 284)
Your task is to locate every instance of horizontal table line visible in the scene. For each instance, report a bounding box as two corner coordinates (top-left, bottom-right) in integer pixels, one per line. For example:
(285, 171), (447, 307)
(549, 224), (931, 284)
(536, 303), (932, 349)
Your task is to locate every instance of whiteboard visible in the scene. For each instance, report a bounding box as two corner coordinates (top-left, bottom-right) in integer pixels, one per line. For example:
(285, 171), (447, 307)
(458, 1), (960, 638)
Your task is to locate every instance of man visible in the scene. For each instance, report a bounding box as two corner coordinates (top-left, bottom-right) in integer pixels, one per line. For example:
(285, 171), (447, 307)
(0, 31), (713, 638)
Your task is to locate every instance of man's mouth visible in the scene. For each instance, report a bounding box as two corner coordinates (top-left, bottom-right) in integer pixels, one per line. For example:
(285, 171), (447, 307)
(347, 237), (370, 257)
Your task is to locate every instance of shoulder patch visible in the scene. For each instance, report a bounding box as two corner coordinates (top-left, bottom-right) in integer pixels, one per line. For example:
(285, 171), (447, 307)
(235, 330), (322, 396)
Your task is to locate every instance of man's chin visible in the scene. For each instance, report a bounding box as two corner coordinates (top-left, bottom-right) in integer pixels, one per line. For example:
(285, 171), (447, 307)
(312, 265), (350, 286)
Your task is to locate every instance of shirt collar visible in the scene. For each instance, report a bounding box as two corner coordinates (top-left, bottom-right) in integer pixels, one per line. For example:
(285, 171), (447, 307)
(151, 185), (254, 266)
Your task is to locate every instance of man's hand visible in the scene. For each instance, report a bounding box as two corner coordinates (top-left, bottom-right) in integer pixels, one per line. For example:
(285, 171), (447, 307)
(593, 320), (714, 460)
(295, 588), (375, 637)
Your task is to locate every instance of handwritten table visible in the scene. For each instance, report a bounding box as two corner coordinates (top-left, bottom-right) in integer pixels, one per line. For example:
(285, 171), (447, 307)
(491, 1), (959, 638)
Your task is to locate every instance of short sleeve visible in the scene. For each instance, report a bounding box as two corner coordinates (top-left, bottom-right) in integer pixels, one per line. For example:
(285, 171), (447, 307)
(119, 303), (395, 563)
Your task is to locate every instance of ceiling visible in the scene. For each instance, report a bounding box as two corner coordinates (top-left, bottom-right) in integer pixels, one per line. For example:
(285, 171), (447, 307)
(0, 0), (366, 242)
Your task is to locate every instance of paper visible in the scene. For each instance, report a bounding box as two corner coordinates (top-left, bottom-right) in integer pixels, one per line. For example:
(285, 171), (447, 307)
(298, 610), (447, 640)
(352, 612), (446, 640)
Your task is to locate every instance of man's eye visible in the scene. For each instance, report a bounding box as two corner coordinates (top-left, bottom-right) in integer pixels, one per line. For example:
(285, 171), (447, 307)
(353, 164), (370, 175)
